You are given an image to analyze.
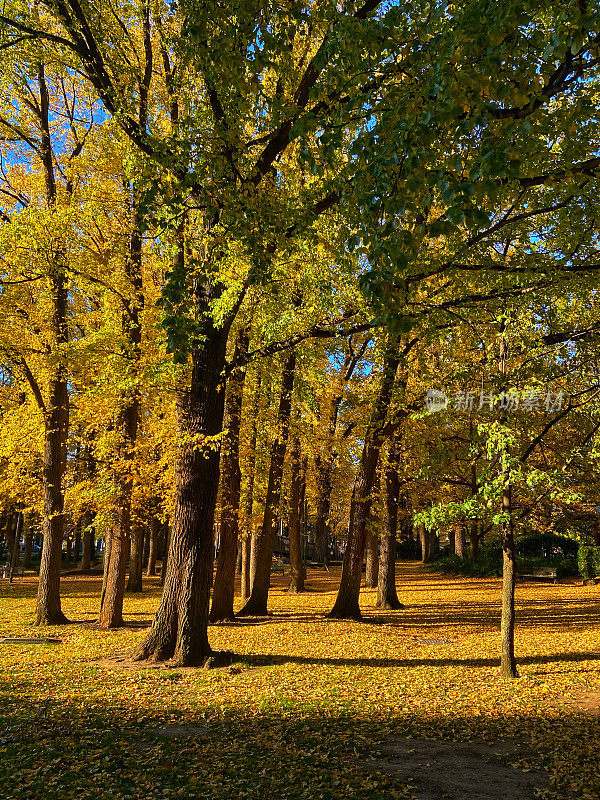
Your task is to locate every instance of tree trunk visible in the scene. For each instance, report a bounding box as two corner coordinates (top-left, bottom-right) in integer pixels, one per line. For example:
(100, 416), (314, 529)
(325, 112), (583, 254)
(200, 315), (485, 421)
(142, 526), (150, 570)
(210, 329), (249, 622)
(133, 263), (231, 663)
(160, 526), (170, 587)
(98, 192), (144, 627)
(241, 535), (251, 603)
(377, 438), (403, 609)
(365, 532), (379, 588)
(73, 526), (81, 564)
(23, 520), (33, 570)
(81, 514), (94, 572)
(147, 517), (159, 576)
(241, 367), (261, 602)
(127, 523), (144, 592)
(35, 64), (69, 626)
(9, 512), (22, 582)
(238, 349), (296, 616)
(329, 342), (401, 619)
(420, 524), (439, 564)
(288, 436), (305, 594)
(36, 269), (69, 626)
(499, 327), (518, 679)
(501, 485), (518, 678)
(454, 524), (467, 558)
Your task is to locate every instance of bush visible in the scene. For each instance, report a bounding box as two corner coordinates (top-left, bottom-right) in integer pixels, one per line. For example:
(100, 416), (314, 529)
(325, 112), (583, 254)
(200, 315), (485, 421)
(578, 546), (600, 581)
(427, 541), (580, 579)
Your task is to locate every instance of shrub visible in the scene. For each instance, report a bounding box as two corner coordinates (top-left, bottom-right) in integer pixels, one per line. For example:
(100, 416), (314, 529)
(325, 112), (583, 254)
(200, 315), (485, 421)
(428, 541), (580, 579)
(578, 546), (600, 581)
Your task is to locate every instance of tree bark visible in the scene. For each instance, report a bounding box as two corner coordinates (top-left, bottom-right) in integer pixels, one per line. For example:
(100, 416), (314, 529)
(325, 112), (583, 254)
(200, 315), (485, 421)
(127, 523), (144, 592)
(35, 64), (70, 626)
(147, 517), (159, 576)
(210, 329), (249, 621)
(454, 524), (467, 558)
(288, 436), (306, 593)
(365, 531), (379, 588)
(499, 328), (518, 679)
(241, 368), (261, 602)
(81, 513), (94, 572)
(134, 262), (233, 664)
(238, 349), (296, 616)
(23, 520), (33, 570)
(98, 191), (144, 627)
(377, 438), (403, 609)
(329, 342), (401, 619)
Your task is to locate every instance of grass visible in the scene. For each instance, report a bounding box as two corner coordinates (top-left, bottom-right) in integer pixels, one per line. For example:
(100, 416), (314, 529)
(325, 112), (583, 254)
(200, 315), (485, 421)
(0, 563), (599, 799)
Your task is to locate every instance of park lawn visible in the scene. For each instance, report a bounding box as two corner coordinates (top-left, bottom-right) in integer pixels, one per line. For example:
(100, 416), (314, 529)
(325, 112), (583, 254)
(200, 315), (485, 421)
(0, 562), (598, 800)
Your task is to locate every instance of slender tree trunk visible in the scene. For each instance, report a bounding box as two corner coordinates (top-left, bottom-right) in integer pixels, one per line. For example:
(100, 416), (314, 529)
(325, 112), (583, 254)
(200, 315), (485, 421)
(81, 514), (94, 572)
(142, 526), (150, 570)
(329, 342), (401, 619)
(499, 328), (518, 679)
(4, 512), (15, 565)
(36, 268), (69, 625)
(127, 523), (144, 592)
(99, 192), (144, 627)
(160, 525), (170, 587)
(238, 349), (296, 616)
(9, 512), (22, 582)
(35, 64), (69, 626)
(314, 464), (333, 567)
(241, 368), (261, 602)
(73, 525), (81, 564)
(288, 436), (305, 593)
(23, 519), (33, 570)
(377, 438), (403, 609)
(241, 535), (251, 603)
(147, 517), (159, 577)
(210, 329), (249, 622)
(365, 532), (379, 588)
(501, 484), (518, 678)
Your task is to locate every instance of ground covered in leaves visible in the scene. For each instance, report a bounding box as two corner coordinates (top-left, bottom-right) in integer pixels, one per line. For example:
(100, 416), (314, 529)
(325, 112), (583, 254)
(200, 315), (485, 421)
(0, 563), (598, 799)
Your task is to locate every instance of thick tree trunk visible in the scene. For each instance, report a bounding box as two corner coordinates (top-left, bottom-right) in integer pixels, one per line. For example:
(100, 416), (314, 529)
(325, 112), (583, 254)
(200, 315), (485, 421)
(420, 524), (439, 563)
(365, 531), (379, 588)
(127, 523), (144, 592)
(377, 438), (403, 609)
(238, 349), (296, 616)
(454, 524), (467, 558)
(134, 276), (231, 663)
(147, 517), (159, 576)
(210, 329), (249, 622)
(288, 436), (305, 594)
(329, 343), (401, 619)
